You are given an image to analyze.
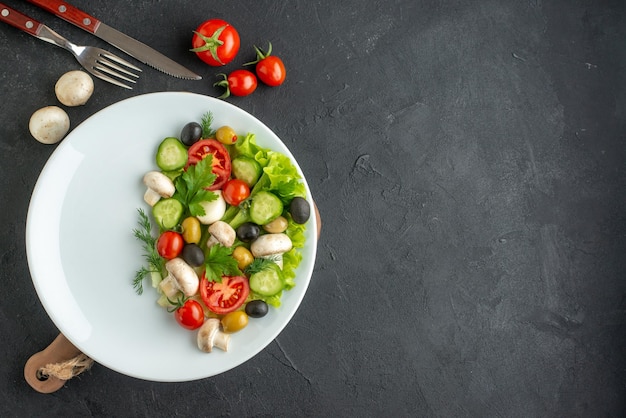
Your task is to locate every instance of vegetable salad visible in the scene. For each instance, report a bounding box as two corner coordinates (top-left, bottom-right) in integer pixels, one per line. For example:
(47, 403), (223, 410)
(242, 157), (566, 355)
(133, 112), (309, 352)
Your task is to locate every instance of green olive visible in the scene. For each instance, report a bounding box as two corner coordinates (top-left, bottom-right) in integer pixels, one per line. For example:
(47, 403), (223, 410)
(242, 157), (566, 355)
(215, 125), (238, 145)
(181, 216), (202, 244)
(221, 311), (249, 333)
(263, 216), (289, 233)
(232, 246), (254, 270)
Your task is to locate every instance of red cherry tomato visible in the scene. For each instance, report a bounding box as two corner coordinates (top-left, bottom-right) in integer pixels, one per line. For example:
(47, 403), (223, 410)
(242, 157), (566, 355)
(156, 231), (184, 260)
(174, 299), (205, 330)
(245, 43), (286, 87)
(222, 179), (250, 206)
(191, 19), (240, 66)
(186, 139), (232, 190)
(256, 56), (286, 86)
(215, 70), (257, 99)
(200, 275), (250, 314)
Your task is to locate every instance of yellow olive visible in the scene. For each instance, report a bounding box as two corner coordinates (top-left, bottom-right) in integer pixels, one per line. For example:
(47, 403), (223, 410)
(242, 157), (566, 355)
(221, 310), (249, 333)
(263, 216), (289, 233)
(215, 125), (238, 145)
(232, 246), (254, 270)
(181, 216), (202, 244)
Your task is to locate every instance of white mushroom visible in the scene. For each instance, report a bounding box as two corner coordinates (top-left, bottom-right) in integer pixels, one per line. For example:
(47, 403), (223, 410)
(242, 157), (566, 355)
(28, 106), (70, 144)
(206, 221), (236, 249)
(143, 171), (175, 206)
(55, 70), (94, 106)
(197, 318), (230, 352)
(250, 233), (293, 269)
(196, 191), (226, 225)
(158, 258), (199, 298)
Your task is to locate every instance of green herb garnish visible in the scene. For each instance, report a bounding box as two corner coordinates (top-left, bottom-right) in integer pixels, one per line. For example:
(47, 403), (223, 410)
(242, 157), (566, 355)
(204, 244), (242, 283)
(201, 111), (215, 138)
(132, 208), (164, 295)
(245, 257), (279, 275)
(173, 156), (217, 217)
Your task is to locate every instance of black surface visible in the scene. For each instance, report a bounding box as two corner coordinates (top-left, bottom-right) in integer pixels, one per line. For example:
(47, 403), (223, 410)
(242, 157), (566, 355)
(1, 0), (625, 416)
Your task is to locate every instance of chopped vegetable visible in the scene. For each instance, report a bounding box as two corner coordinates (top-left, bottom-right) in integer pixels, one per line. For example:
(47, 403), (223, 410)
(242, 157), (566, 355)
(133, 112), (311, 353)
(156, 137), (188, 171)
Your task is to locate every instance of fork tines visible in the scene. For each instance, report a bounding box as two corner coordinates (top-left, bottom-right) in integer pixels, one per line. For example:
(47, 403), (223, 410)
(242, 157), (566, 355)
(92, 52), (142, 90)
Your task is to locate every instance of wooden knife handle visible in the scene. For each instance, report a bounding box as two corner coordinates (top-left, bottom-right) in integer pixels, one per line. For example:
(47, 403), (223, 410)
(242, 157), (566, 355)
(0, 3), (43, 36)
(26, 0), (100, 33)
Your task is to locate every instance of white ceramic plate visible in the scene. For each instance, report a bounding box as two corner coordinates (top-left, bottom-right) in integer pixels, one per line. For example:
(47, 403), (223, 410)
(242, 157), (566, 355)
(26, 92), (317, 382)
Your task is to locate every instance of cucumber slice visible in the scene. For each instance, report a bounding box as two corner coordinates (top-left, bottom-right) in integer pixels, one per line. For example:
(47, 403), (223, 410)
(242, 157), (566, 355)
(156, 137), (188, 171)
(249, 265), (284, 296)
(249, 191), (283, 225)
(152, 198), (184, 229)
(232, 156), (262, 187)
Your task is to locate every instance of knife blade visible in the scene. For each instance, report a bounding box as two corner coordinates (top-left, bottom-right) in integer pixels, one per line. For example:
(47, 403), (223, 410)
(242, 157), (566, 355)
(27, 0), (201, 80)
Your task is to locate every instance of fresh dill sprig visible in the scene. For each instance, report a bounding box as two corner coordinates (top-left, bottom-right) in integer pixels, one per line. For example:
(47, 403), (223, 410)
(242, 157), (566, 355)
(201, 111), (215, 138)
(132, 208), (164, 295)
(245, 257), (279, 275)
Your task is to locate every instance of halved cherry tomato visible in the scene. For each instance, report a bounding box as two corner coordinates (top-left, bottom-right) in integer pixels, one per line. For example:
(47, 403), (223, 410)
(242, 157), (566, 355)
(200, 275), (250, 314)
(190, 19), (240, 66)
(245, 43), (286, 87)
(215, 70), (257, 99)
(187, 139), (231, 190)
(222, 179), (250, 206)
(174, 299), (205, 330)
(156, 231), (184, 260)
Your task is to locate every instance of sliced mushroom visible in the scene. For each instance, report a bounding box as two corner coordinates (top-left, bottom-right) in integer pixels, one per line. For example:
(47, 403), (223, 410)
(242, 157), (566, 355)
(197, 318), (230, 353)
(143, 171), (175, 206)
(158, 258), (199, 298)
(206, 221), (236, 249)
(250, 233), (293, 269)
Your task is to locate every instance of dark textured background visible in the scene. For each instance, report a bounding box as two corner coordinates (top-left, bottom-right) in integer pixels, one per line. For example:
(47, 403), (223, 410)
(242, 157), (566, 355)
(0, 0), (624, 416)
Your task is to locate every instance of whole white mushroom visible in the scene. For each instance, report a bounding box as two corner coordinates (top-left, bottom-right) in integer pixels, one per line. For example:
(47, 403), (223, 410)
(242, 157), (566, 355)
(29, 106), (70, 144)
(55, 70), (94, 106)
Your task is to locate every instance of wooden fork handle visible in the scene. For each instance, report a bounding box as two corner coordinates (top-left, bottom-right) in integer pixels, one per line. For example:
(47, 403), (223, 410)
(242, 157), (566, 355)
(0, 3), (44, 36)
(27, 0), (100, 33)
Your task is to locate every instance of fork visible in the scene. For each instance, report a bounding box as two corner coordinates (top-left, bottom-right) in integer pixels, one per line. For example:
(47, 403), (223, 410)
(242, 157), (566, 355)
(0, 3), (141, 89)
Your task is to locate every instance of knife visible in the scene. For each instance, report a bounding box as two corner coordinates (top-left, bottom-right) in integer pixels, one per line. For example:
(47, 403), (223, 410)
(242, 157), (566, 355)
(27, 0), (201, 80)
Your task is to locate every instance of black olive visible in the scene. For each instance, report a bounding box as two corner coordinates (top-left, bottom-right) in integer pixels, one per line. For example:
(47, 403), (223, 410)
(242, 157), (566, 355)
(180, 122), (203, 146)
(182, 243), (204, 267)
(245, 300), (269, 318)
(237, 222), (260, 242)
(289, 197), (310, 224)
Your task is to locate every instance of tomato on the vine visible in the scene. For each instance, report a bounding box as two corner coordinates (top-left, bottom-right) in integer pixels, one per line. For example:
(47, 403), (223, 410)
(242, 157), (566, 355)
(156, 231), (184, 260)
(245, 43), (286, 87)
(191, 19), (240, 66)
(222, 179), (250, 206)
(173, 299), (205, 330)
(186, 139), (232, 190)
(214, 70), (257, 99)
(200, 275), (250, 314)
